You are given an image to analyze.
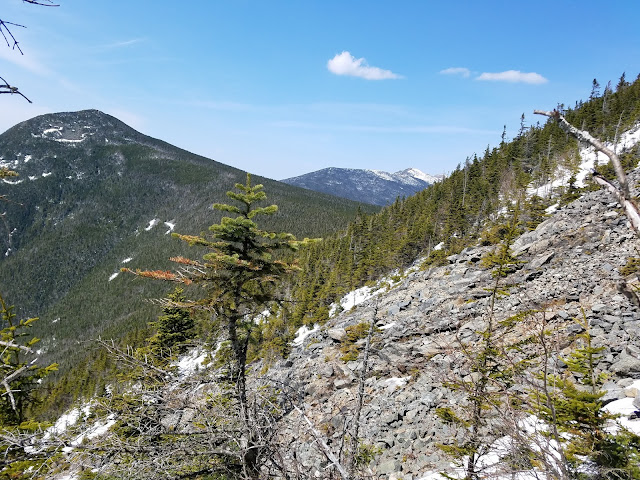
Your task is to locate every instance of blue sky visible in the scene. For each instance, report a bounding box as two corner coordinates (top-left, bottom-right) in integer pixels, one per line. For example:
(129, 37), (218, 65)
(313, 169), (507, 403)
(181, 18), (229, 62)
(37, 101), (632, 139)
(1, 1), (639, 180)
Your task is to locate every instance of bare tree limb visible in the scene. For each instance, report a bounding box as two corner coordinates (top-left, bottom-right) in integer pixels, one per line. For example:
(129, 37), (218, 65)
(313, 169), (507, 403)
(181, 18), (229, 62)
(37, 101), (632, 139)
(0, 1), (59, 103)
(534, 109), (640, 236)
(293, 404), (351, 480)
(0, 340), (34, 354)
(348, 300), (378, 476)
(0, 76), (32, 103)
(2, 365), (27, 413)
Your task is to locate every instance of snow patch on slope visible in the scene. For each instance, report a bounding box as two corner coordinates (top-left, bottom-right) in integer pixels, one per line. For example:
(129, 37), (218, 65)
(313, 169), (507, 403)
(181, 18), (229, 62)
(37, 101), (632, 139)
(292, 324), (320, 346)
(175, 349), (207, 377)
(528, 122), (640, 198)
(145, 218), (160, 231)
(605, 379), (640, 435)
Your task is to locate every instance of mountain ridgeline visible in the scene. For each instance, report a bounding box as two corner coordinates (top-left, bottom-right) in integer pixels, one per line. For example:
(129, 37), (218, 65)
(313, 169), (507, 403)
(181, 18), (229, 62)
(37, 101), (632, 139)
(282, 167), (442, 206)
(0, 110), (378, 374)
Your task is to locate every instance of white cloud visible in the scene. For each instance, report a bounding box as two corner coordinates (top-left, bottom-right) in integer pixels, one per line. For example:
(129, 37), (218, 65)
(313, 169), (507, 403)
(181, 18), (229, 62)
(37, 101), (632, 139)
(327, 51), (402, 80)
(476, 70), (548, 84)
(439, 67), (470, 78)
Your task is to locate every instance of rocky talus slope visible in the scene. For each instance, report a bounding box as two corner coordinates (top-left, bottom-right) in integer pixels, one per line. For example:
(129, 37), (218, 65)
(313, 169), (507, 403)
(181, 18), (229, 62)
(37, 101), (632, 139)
(266, 175), (640, 478)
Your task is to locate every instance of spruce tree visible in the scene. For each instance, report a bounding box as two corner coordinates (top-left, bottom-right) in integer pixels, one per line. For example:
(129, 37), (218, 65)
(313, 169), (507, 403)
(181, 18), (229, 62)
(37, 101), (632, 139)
(127, 173), (302, 477)
(529, 314), (640, 479)
(147, 287), (195, 361)
(436, 209), (524, 480)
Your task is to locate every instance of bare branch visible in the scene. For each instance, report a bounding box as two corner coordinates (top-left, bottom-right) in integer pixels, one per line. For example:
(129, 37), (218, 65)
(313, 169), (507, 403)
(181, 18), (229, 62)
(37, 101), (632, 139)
(534, 109), (640, 235)
(0, 1), (59, 103)
(0, 339), (34, 354)
(22, 1), (60, 5)
(2, 365), (27, 413)
(293, 404), (351, 480)
(0, 76), (32, 103)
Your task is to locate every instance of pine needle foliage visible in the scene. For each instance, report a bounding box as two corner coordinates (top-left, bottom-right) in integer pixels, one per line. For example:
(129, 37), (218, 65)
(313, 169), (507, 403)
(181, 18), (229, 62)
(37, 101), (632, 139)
(146, 287), (195, 362)
(0, 292), (58, 478)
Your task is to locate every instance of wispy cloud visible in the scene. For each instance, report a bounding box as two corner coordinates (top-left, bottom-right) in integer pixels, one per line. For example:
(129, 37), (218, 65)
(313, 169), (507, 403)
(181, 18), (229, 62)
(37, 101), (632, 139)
(439, 67), (471, 78)
(100, 38), (147, 50)
(327, 51), (402, 80)
(187, 100), (256, 112)
(270, 121), (497, 135)
(0, 47), (51, 76)
(477, 70), (548, 84)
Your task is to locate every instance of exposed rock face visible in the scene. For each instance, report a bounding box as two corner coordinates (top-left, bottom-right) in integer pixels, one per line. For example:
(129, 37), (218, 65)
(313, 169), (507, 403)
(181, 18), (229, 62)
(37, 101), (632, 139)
(265, 174), (640, 478)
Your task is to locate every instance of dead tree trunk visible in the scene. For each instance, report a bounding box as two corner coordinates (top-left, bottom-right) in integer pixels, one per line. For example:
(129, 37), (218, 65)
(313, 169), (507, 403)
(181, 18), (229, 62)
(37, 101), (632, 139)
(534, 109), (640, 236)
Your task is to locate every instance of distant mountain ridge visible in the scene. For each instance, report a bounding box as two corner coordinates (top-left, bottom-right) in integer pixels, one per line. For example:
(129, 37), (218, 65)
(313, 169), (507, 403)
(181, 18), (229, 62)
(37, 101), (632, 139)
(281, 167), (442, 206)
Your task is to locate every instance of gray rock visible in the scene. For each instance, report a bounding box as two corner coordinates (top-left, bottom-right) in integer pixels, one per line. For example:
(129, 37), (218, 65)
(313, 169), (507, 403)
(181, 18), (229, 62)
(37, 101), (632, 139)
(530, 252), (555, 269)
(566, 323), (585, 335)
(377, 459), (401, 475)
(592, 303), (607, 313)
(328, 328), (347, 342)
(388, 305), (401, 316)
(611, 352), (640, 375)
(318, 363), (334, 378)
(334, 378), (352, 389)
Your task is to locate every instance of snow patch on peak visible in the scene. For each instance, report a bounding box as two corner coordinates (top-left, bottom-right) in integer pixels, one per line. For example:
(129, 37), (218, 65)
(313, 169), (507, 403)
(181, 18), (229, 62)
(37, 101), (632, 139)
(365, 169), (395, 182)
(399, 168), (443, 184)
(42, 126), (63, 136)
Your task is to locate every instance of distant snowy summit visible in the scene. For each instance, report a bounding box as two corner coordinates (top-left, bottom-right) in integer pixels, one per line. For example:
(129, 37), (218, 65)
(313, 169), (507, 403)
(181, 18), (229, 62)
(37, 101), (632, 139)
(281, 167), (442, 206)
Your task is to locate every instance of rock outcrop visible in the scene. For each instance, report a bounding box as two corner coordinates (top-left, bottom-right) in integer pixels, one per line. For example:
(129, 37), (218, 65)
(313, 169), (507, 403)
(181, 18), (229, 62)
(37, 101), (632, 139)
(266, 175), (640, 478)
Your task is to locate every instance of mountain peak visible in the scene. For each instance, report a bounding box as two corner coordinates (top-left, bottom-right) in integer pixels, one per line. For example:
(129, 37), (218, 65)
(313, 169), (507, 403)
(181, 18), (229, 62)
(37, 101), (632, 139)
(282, 166), (438, 206)
(3, 109), (144, 147)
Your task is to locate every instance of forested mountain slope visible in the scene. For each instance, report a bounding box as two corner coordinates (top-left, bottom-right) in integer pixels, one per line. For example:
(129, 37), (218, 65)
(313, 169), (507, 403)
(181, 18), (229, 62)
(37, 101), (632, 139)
(6, 74), (640, 480)
(0, 110), (378, 373)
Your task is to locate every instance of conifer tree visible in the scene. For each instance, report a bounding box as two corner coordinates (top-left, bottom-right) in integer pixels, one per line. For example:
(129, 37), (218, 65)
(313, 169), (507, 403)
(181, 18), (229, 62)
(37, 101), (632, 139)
(147, 287), (195, 362)
(126, 173), (302, 478)
(527, 314), (640, 479)
(0, 292), (58, 478)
